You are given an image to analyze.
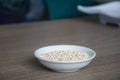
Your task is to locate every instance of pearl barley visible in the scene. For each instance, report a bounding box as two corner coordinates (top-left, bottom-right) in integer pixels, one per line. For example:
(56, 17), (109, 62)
(40, 50), (89, 62)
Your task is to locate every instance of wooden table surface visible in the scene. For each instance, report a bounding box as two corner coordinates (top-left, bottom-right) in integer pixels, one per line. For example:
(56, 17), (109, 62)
(0, 17), (120, 80)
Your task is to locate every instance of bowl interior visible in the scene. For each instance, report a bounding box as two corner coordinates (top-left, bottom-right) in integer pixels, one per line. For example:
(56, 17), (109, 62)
(34, 45), (96, 62)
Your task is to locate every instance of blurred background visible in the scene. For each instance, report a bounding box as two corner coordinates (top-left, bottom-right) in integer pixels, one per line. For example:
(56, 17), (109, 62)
(0, 0), (115, 25)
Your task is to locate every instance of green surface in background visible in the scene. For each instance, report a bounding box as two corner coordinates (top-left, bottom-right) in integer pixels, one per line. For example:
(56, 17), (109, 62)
(46, 0), (94, 19)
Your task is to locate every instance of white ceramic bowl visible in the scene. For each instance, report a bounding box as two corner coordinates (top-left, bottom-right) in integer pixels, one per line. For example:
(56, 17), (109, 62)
(34, 45), (96, 72)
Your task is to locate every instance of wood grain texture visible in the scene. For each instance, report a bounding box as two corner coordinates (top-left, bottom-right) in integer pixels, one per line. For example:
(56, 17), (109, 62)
(0, 16), (120, 80)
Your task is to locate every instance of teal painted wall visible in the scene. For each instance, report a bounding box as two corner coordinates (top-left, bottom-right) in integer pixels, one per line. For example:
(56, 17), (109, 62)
(46, 0), (94, 19)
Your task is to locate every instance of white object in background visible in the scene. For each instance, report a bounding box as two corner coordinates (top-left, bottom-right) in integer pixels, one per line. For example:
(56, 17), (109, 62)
(77, 1), (120, 26)
(25, 0), (45, 21)
(34, 45), (96, 72)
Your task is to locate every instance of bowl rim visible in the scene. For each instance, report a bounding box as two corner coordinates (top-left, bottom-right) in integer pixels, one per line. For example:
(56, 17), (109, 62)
(34, 45), (96, 63)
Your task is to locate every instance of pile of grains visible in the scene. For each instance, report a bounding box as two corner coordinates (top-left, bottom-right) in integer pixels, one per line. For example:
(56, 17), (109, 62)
(40, 50), (89, 62)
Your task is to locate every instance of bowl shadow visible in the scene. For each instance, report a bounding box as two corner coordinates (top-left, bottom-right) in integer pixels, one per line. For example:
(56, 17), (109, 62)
(22, 57), (54, 72)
